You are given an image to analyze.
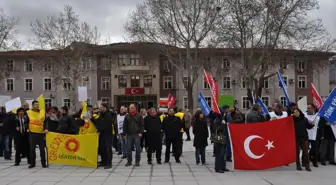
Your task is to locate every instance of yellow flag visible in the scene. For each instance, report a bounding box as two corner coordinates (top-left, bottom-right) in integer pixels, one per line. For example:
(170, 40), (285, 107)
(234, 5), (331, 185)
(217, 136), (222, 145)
(46, 132), (98, 168)
(37, 94), (45, 110)
(79, 101), (97, 134)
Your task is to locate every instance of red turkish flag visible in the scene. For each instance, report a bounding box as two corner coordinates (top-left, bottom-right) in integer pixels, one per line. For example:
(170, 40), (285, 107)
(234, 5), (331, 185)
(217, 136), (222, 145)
(203, 70), (220, 114)
(311, 83), (323, 110)
(167, 93), (176, 108)
(228, 117), (296, 170)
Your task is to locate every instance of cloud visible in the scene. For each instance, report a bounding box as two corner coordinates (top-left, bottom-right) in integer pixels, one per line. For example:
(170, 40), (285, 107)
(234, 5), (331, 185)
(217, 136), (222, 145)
(0, 0), (335, 49)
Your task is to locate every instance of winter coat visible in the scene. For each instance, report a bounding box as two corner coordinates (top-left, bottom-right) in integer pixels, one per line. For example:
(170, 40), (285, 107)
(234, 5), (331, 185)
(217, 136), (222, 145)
(192, 118), (208, 148)
(293, 116), (313, 140)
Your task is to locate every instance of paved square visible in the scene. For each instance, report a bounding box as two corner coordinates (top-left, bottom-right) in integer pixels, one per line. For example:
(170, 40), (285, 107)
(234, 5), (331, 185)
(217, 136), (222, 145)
(0, 136), (335, 185)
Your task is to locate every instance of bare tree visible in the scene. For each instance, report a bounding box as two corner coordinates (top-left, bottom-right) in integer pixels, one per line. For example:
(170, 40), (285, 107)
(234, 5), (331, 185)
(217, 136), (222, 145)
(125, 0), (224, 112)
(30, 5), (101, 110)
(215, 0), (335, 102)
(0, 9), (20, 51)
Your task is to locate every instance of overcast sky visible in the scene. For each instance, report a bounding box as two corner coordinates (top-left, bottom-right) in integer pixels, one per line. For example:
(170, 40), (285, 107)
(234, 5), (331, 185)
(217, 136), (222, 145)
(1, 0), (335, 48)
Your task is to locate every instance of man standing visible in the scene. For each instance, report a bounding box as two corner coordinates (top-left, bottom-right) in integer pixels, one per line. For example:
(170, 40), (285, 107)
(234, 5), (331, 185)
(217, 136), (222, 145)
(163, 108), (183, 163)
(184, 109), (192, 141)
(14, 108), (30, 166)
(117, 106), (127, 159)
(27, 100), (47, 169)
(123, 104), (144, 167)
(144, 108), (162, 165)
(92, 103), (113, 169)
(319, 117), (336, 166)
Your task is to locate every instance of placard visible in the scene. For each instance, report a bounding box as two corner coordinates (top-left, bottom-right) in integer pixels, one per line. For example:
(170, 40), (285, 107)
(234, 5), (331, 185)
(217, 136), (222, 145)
(5, 97), (21, 113)
(78, 86), (88, 101)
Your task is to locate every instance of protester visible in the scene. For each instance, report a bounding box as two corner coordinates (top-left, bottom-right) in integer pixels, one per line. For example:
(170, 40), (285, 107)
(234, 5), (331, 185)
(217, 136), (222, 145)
(174, 108), (185, 156)
(144, 108), (162, 165)
(162, 108), (182, 163)
(123, 104), (144, 167)
(56, 106), (77, 134)
(229, 107), (244, 123)
(246, 104), (265, 123)
(184, 109), (192, 141)
(268, 103), (288, 120)
(45, 107), (59, 132)
(221, 105), (232, 162)
(304, 104), (320, 168)
(27, 100), (47, 168)
(14, 108), (30, 166)
(292, 108), (312, 171)
(92, 103), (114, 169)
(117, 106), (127, 159)
(318, 117), (336, 166)
(2, 110), (16, 160)
(0, 107), (6, 157)
(192, 110), (209, 165)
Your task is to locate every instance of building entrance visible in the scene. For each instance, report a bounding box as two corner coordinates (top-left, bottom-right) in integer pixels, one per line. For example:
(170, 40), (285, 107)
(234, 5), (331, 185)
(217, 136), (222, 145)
(115, 95), (157, 111)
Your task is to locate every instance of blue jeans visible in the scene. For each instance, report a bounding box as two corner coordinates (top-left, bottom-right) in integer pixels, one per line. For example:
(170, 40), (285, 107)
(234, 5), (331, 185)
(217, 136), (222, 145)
(215, 143), (226, 170)
(118, 135), (127, 157)
(195, 147), (206, 164)
(127, 134), (141, 163)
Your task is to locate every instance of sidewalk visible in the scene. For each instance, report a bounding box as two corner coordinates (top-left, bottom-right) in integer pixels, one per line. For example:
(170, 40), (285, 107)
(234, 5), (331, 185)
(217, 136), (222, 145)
(0, 137), (335, 185)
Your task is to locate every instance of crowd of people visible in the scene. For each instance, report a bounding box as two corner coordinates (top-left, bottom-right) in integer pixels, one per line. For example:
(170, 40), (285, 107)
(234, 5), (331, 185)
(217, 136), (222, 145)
(0, 100), (335, 174)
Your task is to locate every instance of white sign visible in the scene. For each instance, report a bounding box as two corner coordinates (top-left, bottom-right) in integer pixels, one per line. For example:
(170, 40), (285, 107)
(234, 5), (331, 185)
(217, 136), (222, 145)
(297, 96), (307, 112)
(25, 99), (34, 108)
(5, 97), (21, 113)
(0, 96), (11, 106)
(78, 86), (88, 101)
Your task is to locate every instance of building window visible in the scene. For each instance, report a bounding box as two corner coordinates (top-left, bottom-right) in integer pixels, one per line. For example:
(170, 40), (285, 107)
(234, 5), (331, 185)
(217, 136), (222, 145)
(281, 75), (288, 86)
(163, 76), (173, 89)
(82, 77), (91, 90)
(118, 75), (127, 88)
(262, 79), (269, 89)
(86, 98), (91, 105)
(101, 77), (111, 90)
(221, 58), (230, 68)
(45, 98), (52, 108)
(242, 96), (250, 109)
(24, 60), (33, 72)
(241, 77), (246, 89)
(24, 78), (33, 91)
(62, 78), (71, 90)
(130, 75), (140, 87)
(43, 62), (52, 72)
(261, 96), (270, 107)
(183, 96), (188, 110)
(144, 75), (152, 87)
(204, 97), (212, 107)
(280, 61), (287, 69)
(222, 76), (231, 89)
(298, 75), (307, 89)
(163, 61), (171, 71)
(298, 61), (306, 70)
(100, 57), (110, 70)
(6, 60), (14, 71)
(298, 96), (304, 101)
(5, 78), (14, 91)
(101, 97), (111, 107)
(203, 76), (210, 89)
(130, 54), (140, 66)
(280, 96), (286, 106)
(118, 54), (129, 66)
(43, 78), (52, 91)
(183, 77), (189, 89)
(82, 59), (91, 71)
(62, 98), (71, 108)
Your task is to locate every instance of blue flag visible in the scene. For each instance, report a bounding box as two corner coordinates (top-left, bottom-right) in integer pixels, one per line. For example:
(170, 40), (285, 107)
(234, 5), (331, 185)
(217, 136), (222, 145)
(198, 92), (211, 116)
(318, 87), (336, 123)
(257, 97), (269, 115)
(277, 71), (291, 106)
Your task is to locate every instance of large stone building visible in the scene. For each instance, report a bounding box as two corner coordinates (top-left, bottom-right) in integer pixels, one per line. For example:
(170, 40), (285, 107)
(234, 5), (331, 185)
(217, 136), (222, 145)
(0, 43), (333, 113)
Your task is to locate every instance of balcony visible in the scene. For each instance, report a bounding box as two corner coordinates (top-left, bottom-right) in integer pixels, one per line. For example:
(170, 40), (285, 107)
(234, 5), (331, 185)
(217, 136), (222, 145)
(119, 65), (150, 71)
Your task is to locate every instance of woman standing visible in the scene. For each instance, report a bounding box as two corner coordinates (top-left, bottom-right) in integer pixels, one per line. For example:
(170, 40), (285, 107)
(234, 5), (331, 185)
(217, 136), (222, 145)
(292, 108), (313, 171)
(192, 110), (209, 165)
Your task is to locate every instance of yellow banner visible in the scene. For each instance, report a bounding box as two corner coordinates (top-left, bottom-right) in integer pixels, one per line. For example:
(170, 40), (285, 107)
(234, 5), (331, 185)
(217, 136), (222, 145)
(46, 132), (98, 168)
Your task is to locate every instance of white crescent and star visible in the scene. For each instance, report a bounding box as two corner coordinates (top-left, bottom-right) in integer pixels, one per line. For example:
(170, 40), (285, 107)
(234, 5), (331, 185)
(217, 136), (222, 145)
(243, 135), (275, 159)
(131, 89), (138, 94)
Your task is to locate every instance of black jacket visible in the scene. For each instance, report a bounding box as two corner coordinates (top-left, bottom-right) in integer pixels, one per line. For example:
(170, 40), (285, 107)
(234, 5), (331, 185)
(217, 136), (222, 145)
(57, 115), (76, 134)
(123, 113), (144, 135)
(162, 115), (182, 138)
(92, 111), (113, 136)
(192, 118), (209, 148)
(144, 115), (162, 135)
(319, 117), (335, 140)
(3, 112), (17, 134)
(15, 115), (29, 135)
(45, 115), (59, 132)
(293, 116), (313, 140)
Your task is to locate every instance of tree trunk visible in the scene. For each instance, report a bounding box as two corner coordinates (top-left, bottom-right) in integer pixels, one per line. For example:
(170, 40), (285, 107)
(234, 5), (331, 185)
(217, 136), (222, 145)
(187, 86), (194, 114)
(70, 76), (78, 112)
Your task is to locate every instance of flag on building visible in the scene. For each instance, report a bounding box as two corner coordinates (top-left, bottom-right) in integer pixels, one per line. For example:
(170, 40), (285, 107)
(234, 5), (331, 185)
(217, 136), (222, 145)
(277, 71), (291, 106)
(229, 117), (296, 170)
(46, 132), (99, 168)
(203, 70), (220, 114)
